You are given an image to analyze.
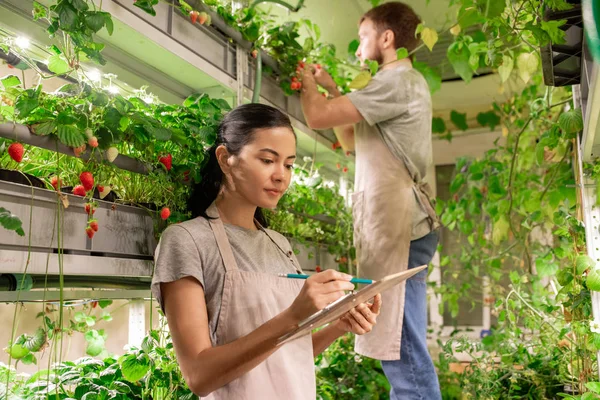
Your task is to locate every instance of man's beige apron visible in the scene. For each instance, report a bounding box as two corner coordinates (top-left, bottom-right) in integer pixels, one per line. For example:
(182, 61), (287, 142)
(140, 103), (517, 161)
(353, 106), (438, 361)
(203, 204), (316, 399)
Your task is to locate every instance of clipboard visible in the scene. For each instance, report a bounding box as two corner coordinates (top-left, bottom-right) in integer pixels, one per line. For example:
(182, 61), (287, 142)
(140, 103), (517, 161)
(276, 265), (428, 346)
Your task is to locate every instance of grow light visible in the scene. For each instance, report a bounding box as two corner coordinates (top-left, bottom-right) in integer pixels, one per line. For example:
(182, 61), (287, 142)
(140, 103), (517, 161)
(14, 36), (30, 49)
(87, 69), (102, 82)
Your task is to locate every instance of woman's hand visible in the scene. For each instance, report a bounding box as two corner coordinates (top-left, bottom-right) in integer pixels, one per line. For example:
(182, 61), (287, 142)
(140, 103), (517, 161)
(333, 294), (382, 335)
(286, 269), (355, 324)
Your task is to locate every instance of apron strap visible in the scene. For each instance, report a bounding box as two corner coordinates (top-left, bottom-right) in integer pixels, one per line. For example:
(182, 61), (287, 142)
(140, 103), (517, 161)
(207, 202), (239, 273)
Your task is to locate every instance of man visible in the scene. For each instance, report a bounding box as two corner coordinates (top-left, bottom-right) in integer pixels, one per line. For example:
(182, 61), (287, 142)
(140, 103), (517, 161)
(300, 2), (441, 399)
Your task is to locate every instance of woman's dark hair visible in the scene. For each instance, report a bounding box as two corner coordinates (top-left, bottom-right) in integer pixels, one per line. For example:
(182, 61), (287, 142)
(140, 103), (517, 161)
(188, 103), (295, 226)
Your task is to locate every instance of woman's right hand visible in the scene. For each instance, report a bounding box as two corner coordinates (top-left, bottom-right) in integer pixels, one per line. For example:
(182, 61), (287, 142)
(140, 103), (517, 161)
(286, 269), (355, 324)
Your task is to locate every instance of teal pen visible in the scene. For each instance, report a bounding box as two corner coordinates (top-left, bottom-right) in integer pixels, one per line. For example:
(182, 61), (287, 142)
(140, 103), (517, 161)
(278, 273), (374, 285)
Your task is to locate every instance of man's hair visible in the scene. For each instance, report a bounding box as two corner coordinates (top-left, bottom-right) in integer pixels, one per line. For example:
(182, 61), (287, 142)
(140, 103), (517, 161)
(360, 2), (422, 53)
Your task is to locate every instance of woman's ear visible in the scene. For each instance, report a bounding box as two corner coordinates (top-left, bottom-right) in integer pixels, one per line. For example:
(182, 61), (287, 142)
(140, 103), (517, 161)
(215, 145), (231, 174)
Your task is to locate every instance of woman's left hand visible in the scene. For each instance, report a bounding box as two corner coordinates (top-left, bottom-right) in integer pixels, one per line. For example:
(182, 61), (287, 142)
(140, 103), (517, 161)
(334, 293), (382, 335)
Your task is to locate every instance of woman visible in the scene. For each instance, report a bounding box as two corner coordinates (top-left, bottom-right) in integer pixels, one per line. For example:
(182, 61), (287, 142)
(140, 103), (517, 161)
(151, 103), (381, 399)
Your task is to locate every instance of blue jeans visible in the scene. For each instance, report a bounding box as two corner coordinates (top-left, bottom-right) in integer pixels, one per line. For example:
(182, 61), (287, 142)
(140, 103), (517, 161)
(381, 231), (441, 400)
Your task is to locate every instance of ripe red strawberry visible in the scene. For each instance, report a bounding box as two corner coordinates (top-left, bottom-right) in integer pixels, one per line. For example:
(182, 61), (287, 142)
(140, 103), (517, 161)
(160, 207), (171, 220)
(8, 143), (24, 162)
(50, 176), (61, 190)
(298, 61), (305, 68)
(79, 172), (94, 191)
(343, 167), (348, 173)
(85, 227), (95, 239)
(315, 265), (321, 273)
(88, 136), (98, 148)
(189, 10), (199, 24)
(97, 185), (104, 193)
(331, 141), (340, 150)
(73, 185), (86, 196)
(316, 64), (321, 69)
(159, 154), (172, 171)
(292, 76), (298, 82)
(84, 203), (95, 215)
(89, 220), (98, 232)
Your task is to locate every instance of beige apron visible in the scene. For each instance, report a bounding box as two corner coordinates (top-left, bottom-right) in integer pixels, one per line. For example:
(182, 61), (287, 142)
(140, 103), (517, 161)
(353, 108), (438, 361)
(203, 204), (316, 399)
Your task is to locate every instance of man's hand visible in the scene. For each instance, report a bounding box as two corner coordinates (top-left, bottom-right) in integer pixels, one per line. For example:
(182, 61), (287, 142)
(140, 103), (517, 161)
(311, 65), (338, 95)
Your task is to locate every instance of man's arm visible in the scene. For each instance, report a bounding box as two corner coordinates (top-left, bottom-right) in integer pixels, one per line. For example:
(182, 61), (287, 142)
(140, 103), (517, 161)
(323, 84), (356, 152)
(300, 67), (364, 138)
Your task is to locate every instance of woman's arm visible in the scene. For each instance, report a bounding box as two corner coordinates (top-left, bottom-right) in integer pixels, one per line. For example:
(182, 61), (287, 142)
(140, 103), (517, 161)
(163, 270), (355, 397)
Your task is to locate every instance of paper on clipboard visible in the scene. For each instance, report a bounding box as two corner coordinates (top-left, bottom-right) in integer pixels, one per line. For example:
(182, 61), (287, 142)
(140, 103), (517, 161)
(276, 265), (428, 346)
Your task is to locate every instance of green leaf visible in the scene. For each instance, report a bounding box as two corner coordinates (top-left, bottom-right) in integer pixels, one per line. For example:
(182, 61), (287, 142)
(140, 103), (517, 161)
(516, 52), (539, 84)
(447, 42), (473, 83)
(70, 0), (89, 12)
(457, 6), (485, 29)
(587, 269), (600, 291)
(20, 352), (37, 365)
(476, 0), (506, 18)
(120, 354), (151, 382)
(558, 109), (583, 134)
(33, 1), (48, 20)
(303, 37), (314, 52)
(348, 39), (359, 56)
(476, 111), (500, 130)
(492, 217), (509, 245)
(420, 28), (438, 51)
(85, 12), (106, 33)
(365, 60), (378, 75)
(348, 71), (372, 90)
(133, 0), (159, 16)
(24, 328), (46, 352)
(450, 110), (468, 131)
(536, 257), (558, 277)
(432, 117), (446, 134)
(396, 47), (409, 60)
(103, 12), (114, 35)
(413, 61), (441, 94)
(32, 121), (56, 136)
(576, 255), (595, 275)
(15, 88), (40, 118)
(585, 382), (600, 394)
(99, 299), (113, 309)
(57, 125), (85, 147)
(541, 19), (567, 44)
(85, 330), (105, 357)
(47, 54), (70, 75)
(1, 75), (21, 89)
(57, 3), (78, 30)
(145, 124), (172, 141)
(0, 207), (24, 236)
(498, 54), (513, 83)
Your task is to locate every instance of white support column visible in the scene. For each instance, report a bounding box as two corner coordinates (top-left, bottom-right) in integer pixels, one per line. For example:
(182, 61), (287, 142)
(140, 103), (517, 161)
(428, 251), (444, 330)
(482, 276), (491, 330)
(128, 299), (145, 348)
(236, 44), (247, 106)
(574, 84), (600, 377)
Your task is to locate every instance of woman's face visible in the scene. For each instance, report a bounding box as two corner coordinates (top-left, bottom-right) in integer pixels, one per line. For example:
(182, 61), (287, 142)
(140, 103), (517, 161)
(225, 126), (296, 209)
